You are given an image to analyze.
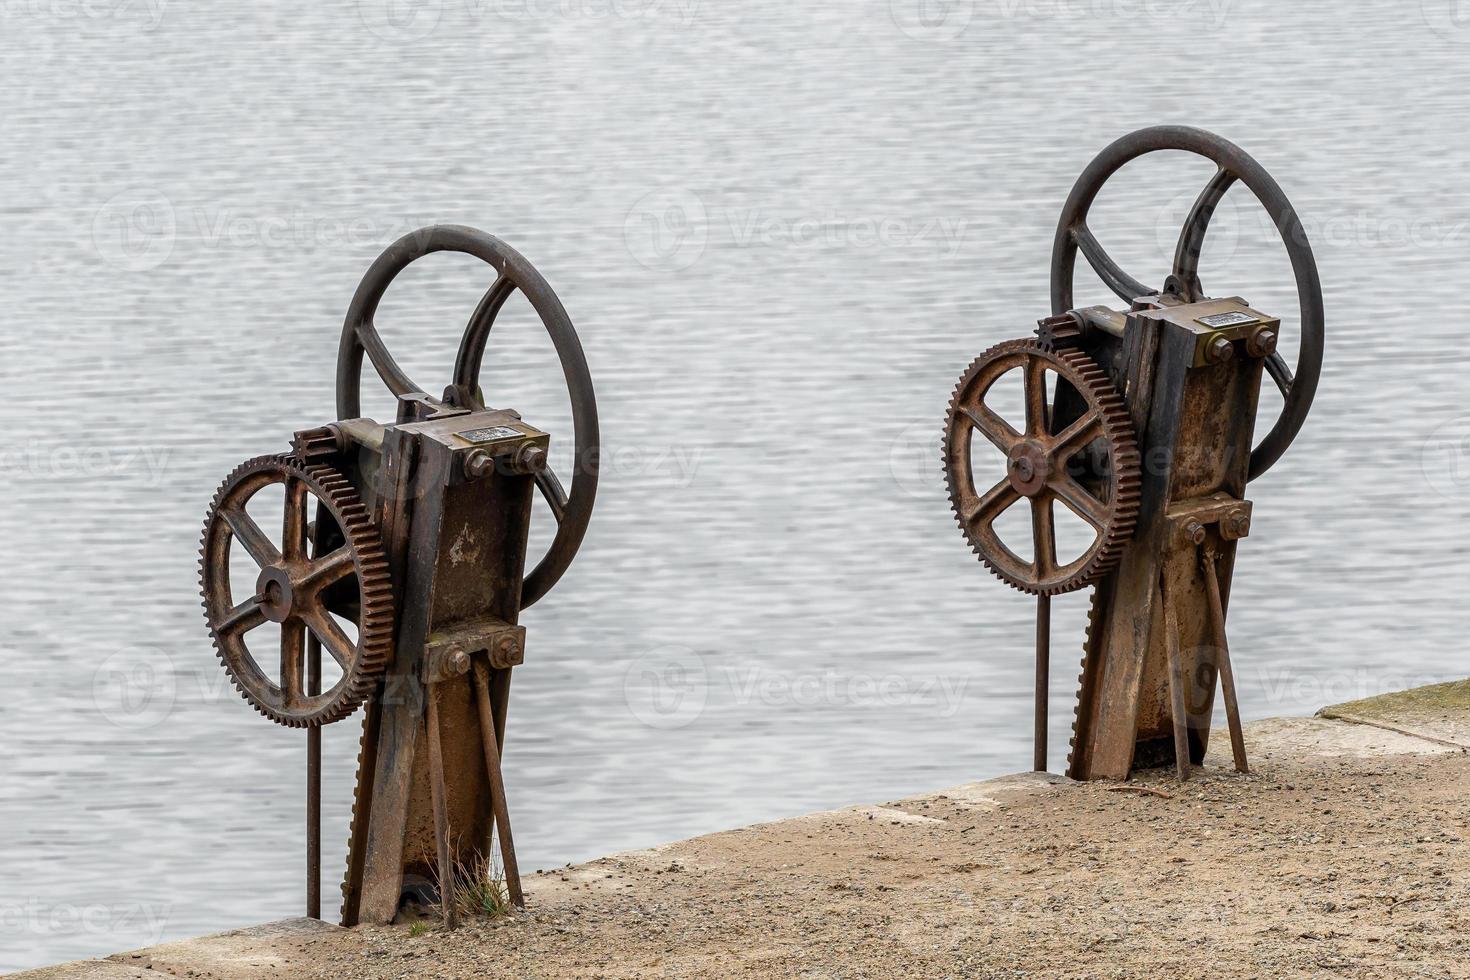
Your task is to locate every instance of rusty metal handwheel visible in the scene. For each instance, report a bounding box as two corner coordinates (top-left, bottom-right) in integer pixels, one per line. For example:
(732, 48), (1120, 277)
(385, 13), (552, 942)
(200, 455), (395, 728)
(1050, 126), (1324, 482)
(944, 339), (1141, 596)
(335, 225), (598, 609)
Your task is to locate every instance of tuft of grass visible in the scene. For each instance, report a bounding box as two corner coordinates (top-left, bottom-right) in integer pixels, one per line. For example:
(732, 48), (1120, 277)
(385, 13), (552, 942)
(433, 850), (514, 922)
(407, 921), (431, 938)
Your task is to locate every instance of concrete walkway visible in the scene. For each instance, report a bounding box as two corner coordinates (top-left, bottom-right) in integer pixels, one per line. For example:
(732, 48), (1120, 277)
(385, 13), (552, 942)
(14, 683), (1470, 980)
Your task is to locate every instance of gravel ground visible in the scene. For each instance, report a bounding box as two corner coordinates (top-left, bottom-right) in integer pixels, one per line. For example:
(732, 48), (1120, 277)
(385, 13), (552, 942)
(271, 719), (1470, 979)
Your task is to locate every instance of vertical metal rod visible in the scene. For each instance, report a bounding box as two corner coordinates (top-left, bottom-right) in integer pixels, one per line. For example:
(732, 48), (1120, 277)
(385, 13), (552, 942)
(1202, 553), (1249, 774)
(1160, 577), (1191, 782)
(1034, 595), (1050, 773)
(307, 634), (322, 920)
(425, 683), (458, 929)
(472, 661), (523, 909)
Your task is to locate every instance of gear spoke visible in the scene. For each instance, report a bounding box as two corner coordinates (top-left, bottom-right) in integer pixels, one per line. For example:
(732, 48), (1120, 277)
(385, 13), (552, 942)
(1031, 497), (1057, 577)
(300, 547), (356, 594)
(1023, 358), (1050, 437)
(1049, 411), (1103, 462)
(960, 404), (1021, 453)
(281, 621), (306, 707)
(283, 476), (309, 562)
(219, 599), (267, 636)
(968, 478), (1021, 527)
(1053, 475), (1109, 530)
(223, 505), (281, 568)
(303, 608), (356, 670)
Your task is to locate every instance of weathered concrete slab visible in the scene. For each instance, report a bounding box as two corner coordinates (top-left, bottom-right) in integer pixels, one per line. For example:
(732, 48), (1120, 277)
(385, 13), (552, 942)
(1320, 679), (1470, 749)
(7, 961), (152, 979)
(103, 918), (341, 980)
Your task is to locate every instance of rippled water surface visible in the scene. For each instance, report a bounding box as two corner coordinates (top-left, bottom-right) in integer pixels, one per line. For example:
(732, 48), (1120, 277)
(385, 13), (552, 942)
(4, 0), (1470, 970)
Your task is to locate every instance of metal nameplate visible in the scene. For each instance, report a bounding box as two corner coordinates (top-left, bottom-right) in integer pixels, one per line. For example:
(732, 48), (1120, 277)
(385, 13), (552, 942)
(458, 425), (525, 445)
(1197, 311), (1259, 329)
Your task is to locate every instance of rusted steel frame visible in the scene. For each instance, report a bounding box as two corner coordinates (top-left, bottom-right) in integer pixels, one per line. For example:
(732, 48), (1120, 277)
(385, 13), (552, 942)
(335, 225), (601, 609)
(1048, 125), (1324, 481)
(1201, 552), (1249, 773)
(425, 684), (458, 930)
(473, 661), (523, 907)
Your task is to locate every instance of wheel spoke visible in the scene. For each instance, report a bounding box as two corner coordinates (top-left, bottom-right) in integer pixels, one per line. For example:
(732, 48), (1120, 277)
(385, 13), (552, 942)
(1031, 497), (1056, 577)
(1053, 475), (1109, 530)
(300, 547), (356, 594)
(1172, 167), (1237, 302)
(1073, 223), (1157, 305)
(223, 505), (281, 568)
(283, 476), (309, 562)
(357, 317), (425, 399)
(1049, 411), (1103, 463)
(1023, 358), (1050, 437)
(535, 466), (569, 524)
(965, 478), (1021, 528)
(1265, 351), (1294, 398)
(302, 608), (355, 670)
(959, 404), (1021, 453)
(280, 622), (306, 706)
(218, 599), (266, 636)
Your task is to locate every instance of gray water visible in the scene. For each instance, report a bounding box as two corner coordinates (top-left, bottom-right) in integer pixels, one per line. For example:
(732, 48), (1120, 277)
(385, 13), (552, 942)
(4, 0), (1470, 970)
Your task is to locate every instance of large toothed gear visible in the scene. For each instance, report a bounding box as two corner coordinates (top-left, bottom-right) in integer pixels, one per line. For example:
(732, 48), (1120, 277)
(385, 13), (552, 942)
(943, 338), (1141, 596)
(200, 455), (395, 728)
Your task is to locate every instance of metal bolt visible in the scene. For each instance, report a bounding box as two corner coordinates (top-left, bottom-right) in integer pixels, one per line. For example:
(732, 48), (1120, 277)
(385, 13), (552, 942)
(1247, 327), (1278, 359)
(465, 449), (495, 480)
(1183, 520), (1207, 546)
(510, 443), (548, 476)
(447, 647), (472, 676)
(1206, 336), (1236, 365)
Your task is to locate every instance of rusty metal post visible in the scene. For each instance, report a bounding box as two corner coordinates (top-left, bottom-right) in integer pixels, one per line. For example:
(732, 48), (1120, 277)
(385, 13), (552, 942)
(307, 634), (322, 920)
(1034, 595), (1049, 773)
(472, 661), (523, 908)
(1202, 553), (1249, 774)
(425, 684), (458, 930)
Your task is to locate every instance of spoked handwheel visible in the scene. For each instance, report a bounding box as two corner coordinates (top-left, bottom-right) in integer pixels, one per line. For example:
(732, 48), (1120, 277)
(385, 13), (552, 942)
(944, 339), (1141, 596)
(336, 225), (598, 609)
(200, 456), (395, 728)
(1049, 125), (1324, 481)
